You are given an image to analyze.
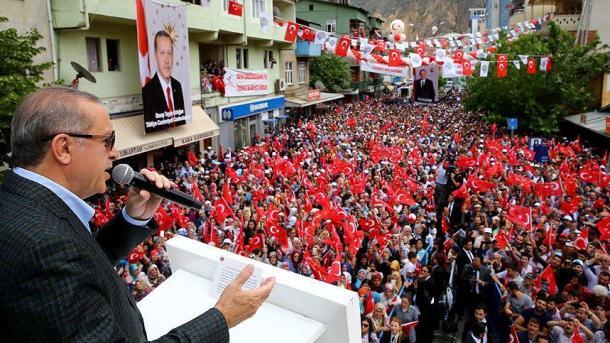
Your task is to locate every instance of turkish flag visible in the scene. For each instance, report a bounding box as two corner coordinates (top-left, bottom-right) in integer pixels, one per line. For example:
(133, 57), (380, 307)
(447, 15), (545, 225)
(213, 198), (233, 223)
(391, 188), (416, 206)
(543, 227), (555, 247)
(451, 183), (470, 199)
(535, 265), (558, 295)
(495, 230), (510, 249)
(462, 60), (473, 76)
(575, 227), (589, 250)
(266, 224), (289, 249)
(508, 326), (519, 343)
(284, 21), (299, 42)
(249, 234), (264, 251)
(414, 45), (425, 56)
(467, 178), (495, 193)
(388, 49), (402, 67)
(455, 156), (477, 170)
(300, 27), (315, 41)
(452, 50), (464, 61)
(497, 62), (508, 78)
(375, 40), (387, 52)
(335, 35), (351, 57)
(222, 182), (233, 205)
(135, 0), (151, 86)
(527, 58), (537, 74)
(228, 1), (243, 17)
(597, 216), (610, 240)
(401, 321), (419, 336)
(507, 205), (533, 231)
(579, 166), (600, 184)
(358, 217), (378, 232)
(571, 327), (586, 343)
(534, 181), (563, 198)
(325, 255), (343, 284)
(506, 173), (533, 189)
(496, 54), (508, 64)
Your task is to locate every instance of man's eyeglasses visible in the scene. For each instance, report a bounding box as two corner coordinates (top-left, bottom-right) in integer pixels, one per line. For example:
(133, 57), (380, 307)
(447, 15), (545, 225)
(43, 131), (116, 150)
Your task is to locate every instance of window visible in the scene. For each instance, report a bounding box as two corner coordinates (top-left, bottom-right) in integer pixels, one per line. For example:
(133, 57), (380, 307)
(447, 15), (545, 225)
(252, 0), (265, 19)
(309, 4), (314, 11)
(86, 37), (101, 72)
(284, 61), (293, 85)
(264, 50), (274, 68)
(181, 0), (201, 4)
(326, 20), (336, 33)
(236, 48), (249, 69)
(298, 62), (306, 84)
(106, 39), (120, 71)
(223, 0), (229, 11)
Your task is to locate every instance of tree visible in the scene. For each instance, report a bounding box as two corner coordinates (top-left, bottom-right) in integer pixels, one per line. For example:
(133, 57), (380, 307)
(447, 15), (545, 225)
(0, 16), (53, 167)
(463, 22), (610, 133)
(309, 53), (351, 92)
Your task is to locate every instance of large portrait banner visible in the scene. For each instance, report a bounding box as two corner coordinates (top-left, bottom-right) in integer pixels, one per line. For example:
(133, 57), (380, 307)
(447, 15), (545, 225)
(137, 0), (192, 133)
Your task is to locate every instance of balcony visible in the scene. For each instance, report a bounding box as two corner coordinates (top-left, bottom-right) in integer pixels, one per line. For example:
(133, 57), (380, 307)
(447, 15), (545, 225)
(553, 14), (581, 31)
(295, 41), (321, 57)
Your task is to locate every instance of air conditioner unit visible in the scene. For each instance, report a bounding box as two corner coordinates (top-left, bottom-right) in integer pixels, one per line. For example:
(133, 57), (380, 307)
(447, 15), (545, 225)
(276, 79), (286, 92)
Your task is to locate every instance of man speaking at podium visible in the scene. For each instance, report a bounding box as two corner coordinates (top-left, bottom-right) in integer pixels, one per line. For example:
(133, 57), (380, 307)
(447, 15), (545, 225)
(0, 87), (275, 342)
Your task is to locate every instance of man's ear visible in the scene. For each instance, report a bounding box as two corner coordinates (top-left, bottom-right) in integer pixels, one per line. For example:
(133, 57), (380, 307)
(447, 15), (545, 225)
(49, 134), (73, 165)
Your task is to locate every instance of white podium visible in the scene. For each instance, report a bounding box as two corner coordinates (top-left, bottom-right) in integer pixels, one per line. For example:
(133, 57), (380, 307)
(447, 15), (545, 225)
(138, 236), (360, 342)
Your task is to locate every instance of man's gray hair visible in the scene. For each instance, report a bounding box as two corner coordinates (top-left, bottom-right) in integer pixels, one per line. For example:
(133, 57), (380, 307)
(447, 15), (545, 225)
(11, 86), (101, 168)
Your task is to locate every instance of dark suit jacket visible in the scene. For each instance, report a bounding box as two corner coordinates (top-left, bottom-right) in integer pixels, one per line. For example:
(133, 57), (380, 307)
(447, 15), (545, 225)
(414, 78), (436, 102)
(142, 72), (186, 133)
(0, 171), (229, 342)
(379, 333), (409, 343)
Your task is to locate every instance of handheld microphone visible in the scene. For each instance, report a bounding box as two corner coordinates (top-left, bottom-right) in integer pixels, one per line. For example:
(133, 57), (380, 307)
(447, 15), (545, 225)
(112, 164), (203, 210)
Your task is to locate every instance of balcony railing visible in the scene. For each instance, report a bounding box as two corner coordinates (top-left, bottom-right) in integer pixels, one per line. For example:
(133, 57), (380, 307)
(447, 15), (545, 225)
(553, 14), (581, 31)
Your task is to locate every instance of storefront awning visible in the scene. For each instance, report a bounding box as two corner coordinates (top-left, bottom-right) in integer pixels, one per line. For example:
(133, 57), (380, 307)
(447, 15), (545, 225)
(171, 106), (220, 147)
(113, 106), (220, 159)
(113, 115), (173, 159)
(564, 111), (610, 138)
(285, 92), (344, 108)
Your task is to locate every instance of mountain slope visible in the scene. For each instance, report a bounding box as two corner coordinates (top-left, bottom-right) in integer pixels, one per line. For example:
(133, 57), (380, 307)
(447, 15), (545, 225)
(351, 0), (485, 39)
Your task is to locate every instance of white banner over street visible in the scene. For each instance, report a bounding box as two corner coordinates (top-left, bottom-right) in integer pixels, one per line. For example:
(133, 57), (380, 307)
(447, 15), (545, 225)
(360, 60), (411, 78)
(223, 68), (271, 97)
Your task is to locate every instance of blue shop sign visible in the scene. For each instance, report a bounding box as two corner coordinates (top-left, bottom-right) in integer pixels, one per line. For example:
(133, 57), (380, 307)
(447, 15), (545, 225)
(220, 97), (285, 121)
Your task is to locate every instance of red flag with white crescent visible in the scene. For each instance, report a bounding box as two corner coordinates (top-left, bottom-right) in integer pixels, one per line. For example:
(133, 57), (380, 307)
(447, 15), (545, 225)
(136, 0), (151, 86)
(527, 58), (537, 74)
(388, 49), (402, 67)
(335, 35), (351, 57)
(228, 1), (243, 16)
(284, 21), (299, 42)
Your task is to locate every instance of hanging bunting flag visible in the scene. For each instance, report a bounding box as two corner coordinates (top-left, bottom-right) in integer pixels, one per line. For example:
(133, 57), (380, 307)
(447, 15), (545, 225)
(519, 55), (529, 65)
(435, 49), (446, 61)
(395, 42), (407, 52)
(351, 39), (358, 48)
(284, 21), (299, 42)
(374, 40), (386, 52)
(433, 39), (441, 48)
(260, 11), (270, 32)
(335, 34), (351, 57)
(414, 46), (425, 57)
(409, 53), (423, 68)
(425, 40), (433, 47)
(512, 60), (520, 69)
(314, 31), (328, 45)
(496, 54), (508, 64)
(545, 57), (552, 71)
(462, 60), (473, 76)
(326, 36), (337, 51)
(388, 49), (402, 67)
(527, 58), (537, 74)
(456, 40), (463, 47)
(540, 57), (549, 71)
(480, 61), (489, 77)
(228, 1), (243, 16)
(299, 27), (315, 41)
(497, 61), (508, 78)
(362, 42), (374, 57)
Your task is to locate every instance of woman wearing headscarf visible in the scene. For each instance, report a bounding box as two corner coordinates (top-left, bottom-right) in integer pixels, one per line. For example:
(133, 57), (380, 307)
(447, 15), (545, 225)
(367, 303), (390, 336)
(354, 269), (367, 290)
(146, 264), (166, 289)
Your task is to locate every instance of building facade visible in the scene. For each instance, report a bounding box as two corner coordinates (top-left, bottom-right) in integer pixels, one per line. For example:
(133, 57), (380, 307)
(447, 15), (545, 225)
(296, 0), (384, 97)
(27, 0), (303, 164)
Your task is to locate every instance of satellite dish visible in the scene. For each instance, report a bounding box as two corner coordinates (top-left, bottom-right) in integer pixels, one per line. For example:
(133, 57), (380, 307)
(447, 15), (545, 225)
(69, 61), (96, 88)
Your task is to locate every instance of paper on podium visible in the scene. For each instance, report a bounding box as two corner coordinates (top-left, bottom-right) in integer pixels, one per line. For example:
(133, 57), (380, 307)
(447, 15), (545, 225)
(138, 236), (360, 343)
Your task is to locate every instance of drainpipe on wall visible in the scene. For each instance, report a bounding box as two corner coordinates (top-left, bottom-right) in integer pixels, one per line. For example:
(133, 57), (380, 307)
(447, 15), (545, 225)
(46, 0), (58, 81)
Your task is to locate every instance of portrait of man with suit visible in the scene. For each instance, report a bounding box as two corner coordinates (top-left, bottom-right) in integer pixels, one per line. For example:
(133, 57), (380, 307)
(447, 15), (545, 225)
(0, 86), (274, 342)
(143, 30), (186, 133)
(414, 68), (437, 103)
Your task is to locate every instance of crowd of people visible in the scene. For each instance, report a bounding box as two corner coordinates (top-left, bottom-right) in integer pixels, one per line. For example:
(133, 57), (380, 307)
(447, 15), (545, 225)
(93, 94), (610, 343)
